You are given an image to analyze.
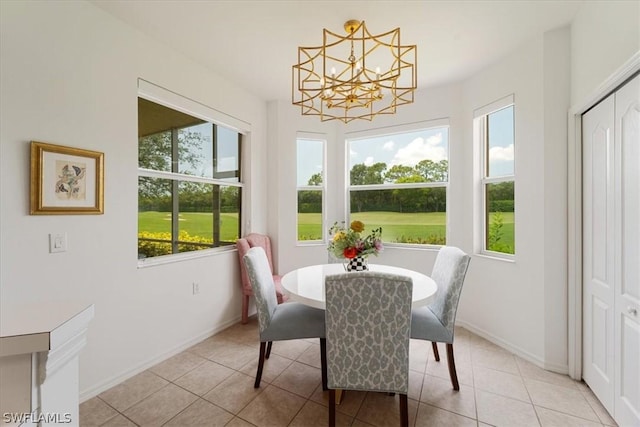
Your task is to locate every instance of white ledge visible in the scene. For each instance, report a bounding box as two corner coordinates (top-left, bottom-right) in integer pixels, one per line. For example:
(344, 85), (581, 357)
(0, 303), (95, 357)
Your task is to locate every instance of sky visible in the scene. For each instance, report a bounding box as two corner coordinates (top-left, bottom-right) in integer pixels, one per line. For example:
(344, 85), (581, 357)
(297, 127), (451, 186)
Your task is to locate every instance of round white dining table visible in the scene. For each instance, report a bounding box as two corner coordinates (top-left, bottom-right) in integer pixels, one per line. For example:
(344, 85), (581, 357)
(281, 263), (438, 310)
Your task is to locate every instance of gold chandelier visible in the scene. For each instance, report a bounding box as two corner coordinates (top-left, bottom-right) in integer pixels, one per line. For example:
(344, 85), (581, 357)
(292, 20), (417, 123)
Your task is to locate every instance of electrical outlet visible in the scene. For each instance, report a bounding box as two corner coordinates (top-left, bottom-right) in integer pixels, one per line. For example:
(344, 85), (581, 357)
(192, 282), (200, 295)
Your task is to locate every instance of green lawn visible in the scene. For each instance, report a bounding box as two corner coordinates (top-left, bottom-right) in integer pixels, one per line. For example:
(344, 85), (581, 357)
(138, 211), (239, 241)
(138, 210), (514, 251)
(299, 211), (514, 249)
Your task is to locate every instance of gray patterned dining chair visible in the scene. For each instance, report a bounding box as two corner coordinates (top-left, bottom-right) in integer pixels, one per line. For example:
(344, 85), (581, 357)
(243, 247), (327, 389)
(410, 246), (471, 391)
(325, 272), (413, 427)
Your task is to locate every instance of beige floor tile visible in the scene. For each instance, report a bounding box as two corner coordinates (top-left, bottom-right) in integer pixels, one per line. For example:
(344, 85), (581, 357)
(525, 378), (600, 422)
(415, 403), (477, 427)
(268, 339), (312, 360)
(296, 342), (322, 368)
(425, 355), (473, 387)
(354, 392), (419, 427)
(149, 350), (207, 382)
(409, 370), (425, 401)
(203, 371), (263, 414)
(473, 365), (530, 402)
(87, 323), (617, 427)
(271, 360), (323, 398)
(410, 339), (433, 373)
(174, 360), (235, 396)
(205, 341), (258, 370)
(472, 345), (520, 374)
(308, 385), (368, 417)
(515, 357), (582, 390)
(123, 383), (197, 425)
(99, 414), (137, 427)
(188, 336), (222, 358)
(581, 386), (617, 426)
(420, 375), (476, 419)
(238, 352), (293, 385)
(226, 416), (257, 426)
(476, 389), (539, 427)
(289, 400), (353, 426)
(536, 405), (603, 427)
(215, 318), (259, 340)
(98, 370), (169, 412)
(237, 384), (306, 427)
(163, 398), (234, 426)
(351, 420), (376, 427)
(79, 397), (119, 426)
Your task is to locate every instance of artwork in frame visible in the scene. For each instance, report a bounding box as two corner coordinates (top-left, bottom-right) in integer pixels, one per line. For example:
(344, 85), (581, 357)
(30, 141), (104, 215)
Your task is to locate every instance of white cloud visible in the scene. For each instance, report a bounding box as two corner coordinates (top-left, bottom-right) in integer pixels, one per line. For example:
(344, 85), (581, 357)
(350, 148), (357, 157)
(383, 140), (395, 151)
(390, 133), (446, 167)
(364, 156), (374, 166)
(489, 144), (514, 162)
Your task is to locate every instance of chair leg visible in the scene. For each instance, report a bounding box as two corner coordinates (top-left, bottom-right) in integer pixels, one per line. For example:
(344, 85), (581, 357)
(446, 343), (460, 391)
(400, 393), (409, 427)
(255, 342), (266, 388)
(432, 341), (440, 361)
(329, 389), (336, 427)
(320, 338), (328, 391)
(266, 341), (273, 359)
(242, 295), (249, 324)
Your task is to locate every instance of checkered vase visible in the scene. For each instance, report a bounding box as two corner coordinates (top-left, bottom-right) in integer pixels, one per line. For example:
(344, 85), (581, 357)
(346, 255), (368, 272)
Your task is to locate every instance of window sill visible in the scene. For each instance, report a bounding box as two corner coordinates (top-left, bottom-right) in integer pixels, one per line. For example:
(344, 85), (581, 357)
(137, 245), (236, 268)
(476, 251), (516, 263)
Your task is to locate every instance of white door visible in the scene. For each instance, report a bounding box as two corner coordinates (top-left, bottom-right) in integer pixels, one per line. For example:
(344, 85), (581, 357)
(614, 74), (640, 427)
(583, 73), (640, 426)
(583, 93), (616, 412)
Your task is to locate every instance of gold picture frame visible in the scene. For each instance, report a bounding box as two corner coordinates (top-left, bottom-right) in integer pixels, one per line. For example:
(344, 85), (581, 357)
(30, 141), (104, 215)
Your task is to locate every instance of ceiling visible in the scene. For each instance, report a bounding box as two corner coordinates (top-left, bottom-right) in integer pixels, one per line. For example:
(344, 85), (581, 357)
(91, 0), (583, 102)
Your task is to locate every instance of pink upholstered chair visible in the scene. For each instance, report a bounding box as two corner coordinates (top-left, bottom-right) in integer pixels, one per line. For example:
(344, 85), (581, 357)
(237, 233), (288, 324)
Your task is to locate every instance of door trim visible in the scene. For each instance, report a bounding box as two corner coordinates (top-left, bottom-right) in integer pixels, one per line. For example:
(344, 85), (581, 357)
(568, 52), (640, 380)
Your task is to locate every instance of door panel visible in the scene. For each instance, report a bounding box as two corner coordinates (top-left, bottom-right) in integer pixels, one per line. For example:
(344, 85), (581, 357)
(583, 93), (616, 412)
(614, 73), (640, 427)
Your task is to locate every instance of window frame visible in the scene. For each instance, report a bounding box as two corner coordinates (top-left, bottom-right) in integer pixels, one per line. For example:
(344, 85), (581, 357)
(345, 119), (450, 249)
(137, 80), (248, 267)
(474, 95), (516, 259)
(296, 133), (327, 245)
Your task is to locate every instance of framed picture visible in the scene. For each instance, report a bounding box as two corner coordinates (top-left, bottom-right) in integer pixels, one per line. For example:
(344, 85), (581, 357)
(30, 141), (104, 215)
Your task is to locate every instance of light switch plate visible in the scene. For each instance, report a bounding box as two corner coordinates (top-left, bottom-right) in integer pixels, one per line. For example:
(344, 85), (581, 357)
(49, 233), (68, 253)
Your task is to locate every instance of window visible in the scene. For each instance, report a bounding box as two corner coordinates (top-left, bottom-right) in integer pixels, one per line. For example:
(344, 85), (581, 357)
(475, 96), (515, 255)
(347, 122), (449, 245)
(137, 97), (242, 260)
(296, 137), (325, 242)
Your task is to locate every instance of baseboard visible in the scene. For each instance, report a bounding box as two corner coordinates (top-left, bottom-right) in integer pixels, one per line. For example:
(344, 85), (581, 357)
(456, 320), (569, 375)
(79, 315), (241, 402)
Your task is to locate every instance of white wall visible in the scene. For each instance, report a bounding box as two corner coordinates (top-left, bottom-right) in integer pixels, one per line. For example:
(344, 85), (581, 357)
(571, 0), (640, 105)
(0, 1), (267, 399)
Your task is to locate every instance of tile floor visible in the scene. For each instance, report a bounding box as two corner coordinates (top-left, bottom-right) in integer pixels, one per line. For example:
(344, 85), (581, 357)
(80, 318), (617, 426)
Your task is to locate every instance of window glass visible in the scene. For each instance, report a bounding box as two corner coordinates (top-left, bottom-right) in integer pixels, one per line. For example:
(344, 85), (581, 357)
(214, 126), (240, 182)
(476, 100), (515, 256)
(350, 188), (447, 245)
(349, 128), (449, 185)
(138, 97), (242, 260)
(347, 125), (449, 246)
(487, 106), (514, 177)
(297, 138), (324, 242)
(485, 182), (515, 254)
(178, 123), (212, 177)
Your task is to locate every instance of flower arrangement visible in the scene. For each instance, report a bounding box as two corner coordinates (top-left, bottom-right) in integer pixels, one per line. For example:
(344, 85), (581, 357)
(328, 220), (383, 259)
